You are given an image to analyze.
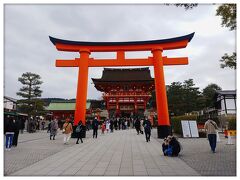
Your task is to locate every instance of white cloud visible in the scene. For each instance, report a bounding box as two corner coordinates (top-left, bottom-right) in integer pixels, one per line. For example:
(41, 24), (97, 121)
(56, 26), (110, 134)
(4, 4), (236, 100)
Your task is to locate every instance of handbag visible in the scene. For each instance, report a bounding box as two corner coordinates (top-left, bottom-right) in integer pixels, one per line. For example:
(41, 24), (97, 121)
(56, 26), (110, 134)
(62, 123), (69, 134)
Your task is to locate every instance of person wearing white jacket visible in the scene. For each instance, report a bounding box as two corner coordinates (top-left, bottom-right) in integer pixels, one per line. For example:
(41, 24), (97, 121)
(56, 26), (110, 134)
(106, 120), (110, 133)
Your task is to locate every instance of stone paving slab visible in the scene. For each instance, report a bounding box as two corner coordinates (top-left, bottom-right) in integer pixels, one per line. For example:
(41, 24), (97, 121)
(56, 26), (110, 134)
(4, 129), (92, 175)
(9, 129), (199, 176)
(5, 128), (236, 176)
(152, 131), (236, 176)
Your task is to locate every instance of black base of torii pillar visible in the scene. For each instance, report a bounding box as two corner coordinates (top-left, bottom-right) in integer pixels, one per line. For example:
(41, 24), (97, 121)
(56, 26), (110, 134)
(157, 125), (172, 139)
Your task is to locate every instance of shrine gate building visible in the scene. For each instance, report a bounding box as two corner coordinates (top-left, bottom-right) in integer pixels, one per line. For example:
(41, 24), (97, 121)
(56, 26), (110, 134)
(92, 68), (154, 118)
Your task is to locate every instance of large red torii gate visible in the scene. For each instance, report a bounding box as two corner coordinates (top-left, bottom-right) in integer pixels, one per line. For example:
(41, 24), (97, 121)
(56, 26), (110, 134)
(49, 32), (194, 138)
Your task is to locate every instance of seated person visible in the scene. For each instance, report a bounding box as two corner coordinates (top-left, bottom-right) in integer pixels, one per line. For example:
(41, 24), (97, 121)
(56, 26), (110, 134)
(162, 136), (181, 156)
(169, 136), (181, 156)
(162, 136), (172, 156)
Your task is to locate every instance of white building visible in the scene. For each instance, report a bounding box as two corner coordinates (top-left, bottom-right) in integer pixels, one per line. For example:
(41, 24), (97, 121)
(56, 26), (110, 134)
(4, 96), (17, 112)
(215, 90), (236, 115)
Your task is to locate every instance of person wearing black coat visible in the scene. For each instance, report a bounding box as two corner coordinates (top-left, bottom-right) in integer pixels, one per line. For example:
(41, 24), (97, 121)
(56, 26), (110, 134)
(110, 119), (114, 132)
(118, 118), (122, 130)
(76, 121), (83, 144)
(143, 118), (152, 142)
(5, 117), (15, 150)
(169, 136), (181, 156)
(134, 118), (141, 135)
(12, 118), (20, 147)
(114, 119), (118, 130)
(92, 117), (99, 138)
(19, 118), (25, 133)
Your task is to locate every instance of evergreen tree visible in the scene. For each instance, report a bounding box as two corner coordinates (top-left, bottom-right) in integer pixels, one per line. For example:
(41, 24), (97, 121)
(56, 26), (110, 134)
(16, 72), (44, 117)
(202, 83), (222, 108)
(216, 4), (236, 70)
(216, 4), (236, 31)
(182, 79), (202, 113)
(167, 79), (204, 116)
(219, 52), (236, 70)
(167, 82), (185, 116)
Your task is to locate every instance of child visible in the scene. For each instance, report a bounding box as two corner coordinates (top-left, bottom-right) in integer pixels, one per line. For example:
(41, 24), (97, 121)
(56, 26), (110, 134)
(162, 136), (172, 156)
(101, 122), (106, 134)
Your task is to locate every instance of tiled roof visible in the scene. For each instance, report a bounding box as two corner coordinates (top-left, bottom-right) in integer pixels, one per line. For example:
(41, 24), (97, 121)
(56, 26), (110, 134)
(216, 90), (236, 96)
(92, 67), (154, 82)
(46, 101), (91, 111)
(4, 96), (17, 103)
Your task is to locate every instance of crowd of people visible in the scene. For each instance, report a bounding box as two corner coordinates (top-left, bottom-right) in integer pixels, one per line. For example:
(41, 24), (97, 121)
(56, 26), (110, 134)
(4, 116), (49, 151)
(46, 116), (153, 144)
(5, 114), (219, 156)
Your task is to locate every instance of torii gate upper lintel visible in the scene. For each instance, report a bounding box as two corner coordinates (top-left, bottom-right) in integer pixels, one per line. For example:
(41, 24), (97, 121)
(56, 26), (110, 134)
(49, 32), (195, 138)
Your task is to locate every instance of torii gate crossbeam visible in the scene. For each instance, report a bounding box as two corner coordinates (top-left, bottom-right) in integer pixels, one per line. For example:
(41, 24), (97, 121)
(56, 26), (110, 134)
(50, 32), (194, 138)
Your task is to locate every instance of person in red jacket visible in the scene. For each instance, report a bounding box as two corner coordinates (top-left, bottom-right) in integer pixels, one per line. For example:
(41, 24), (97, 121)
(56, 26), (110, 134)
(101, 122), (106, 134)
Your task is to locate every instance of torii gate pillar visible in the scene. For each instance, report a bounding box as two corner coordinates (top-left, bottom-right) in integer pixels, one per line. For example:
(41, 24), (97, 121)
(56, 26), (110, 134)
(74, 50), (90, 126)
(152, 49), (170, 138)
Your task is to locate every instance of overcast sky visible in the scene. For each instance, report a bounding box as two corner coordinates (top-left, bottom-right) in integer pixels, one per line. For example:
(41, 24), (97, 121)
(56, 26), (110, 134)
(4, 4), (236, 100)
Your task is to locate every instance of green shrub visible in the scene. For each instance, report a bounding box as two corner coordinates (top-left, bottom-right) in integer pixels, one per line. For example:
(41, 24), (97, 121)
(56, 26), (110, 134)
(171, 115), (197, 135)
(227, 116), (236, 130)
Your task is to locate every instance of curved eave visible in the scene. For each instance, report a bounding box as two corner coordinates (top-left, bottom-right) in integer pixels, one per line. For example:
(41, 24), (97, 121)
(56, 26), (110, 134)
(92, 78), (155, 83)
(49, 32), (194, 47)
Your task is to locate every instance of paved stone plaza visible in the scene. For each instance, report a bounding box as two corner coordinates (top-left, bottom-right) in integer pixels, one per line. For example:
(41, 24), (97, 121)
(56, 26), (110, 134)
(4, 128), (236, 176)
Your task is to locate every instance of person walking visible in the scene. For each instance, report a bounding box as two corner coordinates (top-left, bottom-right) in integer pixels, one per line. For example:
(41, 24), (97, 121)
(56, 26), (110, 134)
(50, 118), (58, 140)
(4, 117), (15, 151)
(36, 120), (40, 130)
(86, 120), (90, 131)
(127, 119), (130, 129)
(47, 120), (51, 133)
(101, 122), (106, 134)
(12, 118), (20, 147)
(75, 120), (83, 144)
(204, 118), (218, 153)
(122, 119), (125, 130)
(140, 119), (144, 134)
(29, 118), (34, 133)
(62, 118), (73, 144)
(118, 118), (122, 130)
(110, 119), (114, 133)
(92, 117), (99, 138)
(106, 120), (110, 133)
(134, 118), (141, 135)
(114, 119), (118, 130)
(125, 120), (128, 130)
(20, 118), (25, 134)
(41, 121), (45, 130)
(143, 118), (152, 142)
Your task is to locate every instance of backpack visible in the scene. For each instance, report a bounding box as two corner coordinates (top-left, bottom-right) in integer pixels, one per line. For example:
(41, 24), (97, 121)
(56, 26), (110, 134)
(76, 125), (82, 133)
